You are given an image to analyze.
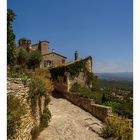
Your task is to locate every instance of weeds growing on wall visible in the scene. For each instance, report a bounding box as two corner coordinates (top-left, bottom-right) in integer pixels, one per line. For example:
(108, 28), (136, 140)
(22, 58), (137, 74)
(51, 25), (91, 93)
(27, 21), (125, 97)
(7, 94), (26, 138)
(28, 69), (52, 140)
(31, 107), (51, 140)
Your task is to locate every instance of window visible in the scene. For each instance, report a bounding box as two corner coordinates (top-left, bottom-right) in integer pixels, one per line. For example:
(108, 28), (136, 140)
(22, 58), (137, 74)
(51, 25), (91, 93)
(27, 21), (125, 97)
(62, 59), (65, 64)
(44, 60), (52, 68)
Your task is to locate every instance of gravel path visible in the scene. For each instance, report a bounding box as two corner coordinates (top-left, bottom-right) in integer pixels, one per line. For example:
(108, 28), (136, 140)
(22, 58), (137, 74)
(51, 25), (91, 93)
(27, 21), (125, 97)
(37, 96), (104, 140)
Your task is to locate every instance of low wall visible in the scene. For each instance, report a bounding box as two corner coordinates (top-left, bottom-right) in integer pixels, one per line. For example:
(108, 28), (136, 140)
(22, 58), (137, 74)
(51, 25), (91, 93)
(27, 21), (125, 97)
(58, 90), (112, 122)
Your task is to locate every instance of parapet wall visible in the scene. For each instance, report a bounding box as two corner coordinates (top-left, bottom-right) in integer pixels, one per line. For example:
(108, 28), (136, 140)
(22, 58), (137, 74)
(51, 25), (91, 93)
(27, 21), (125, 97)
(59, 90), (112, 122)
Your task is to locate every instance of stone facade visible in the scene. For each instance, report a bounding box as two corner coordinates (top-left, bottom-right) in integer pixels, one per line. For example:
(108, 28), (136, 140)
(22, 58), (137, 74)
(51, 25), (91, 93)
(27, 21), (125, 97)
(7, 78), (46, 140)
(18, 38), (67, 68)
(41, 52), (66, 68)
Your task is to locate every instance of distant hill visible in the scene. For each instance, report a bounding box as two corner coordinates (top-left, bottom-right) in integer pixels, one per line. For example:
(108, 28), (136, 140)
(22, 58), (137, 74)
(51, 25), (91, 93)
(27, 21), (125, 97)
(95, 72), (133, 81)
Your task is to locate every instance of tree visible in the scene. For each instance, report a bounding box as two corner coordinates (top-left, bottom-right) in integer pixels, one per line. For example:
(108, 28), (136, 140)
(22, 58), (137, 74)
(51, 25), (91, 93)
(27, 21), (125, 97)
(27, 50), (42, 71)
(7, 9), (16, 66)
(17, 47), (29, 66)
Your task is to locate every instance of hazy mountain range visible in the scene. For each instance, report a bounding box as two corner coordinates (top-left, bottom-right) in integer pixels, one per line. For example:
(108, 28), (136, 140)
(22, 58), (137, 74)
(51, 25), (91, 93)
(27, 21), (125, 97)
(95, 72), (133, 81)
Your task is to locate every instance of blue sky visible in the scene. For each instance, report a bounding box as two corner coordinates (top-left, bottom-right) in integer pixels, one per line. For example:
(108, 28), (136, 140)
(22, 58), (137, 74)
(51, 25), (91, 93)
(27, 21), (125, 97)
(8, 0), (133, 73)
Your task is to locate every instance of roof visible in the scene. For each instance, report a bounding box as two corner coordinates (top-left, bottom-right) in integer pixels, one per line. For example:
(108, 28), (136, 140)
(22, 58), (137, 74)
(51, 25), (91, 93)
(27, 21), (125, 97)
(51, 56), (92, 69)
(43, 52), (67, 59)
(31, 40), (49, 46)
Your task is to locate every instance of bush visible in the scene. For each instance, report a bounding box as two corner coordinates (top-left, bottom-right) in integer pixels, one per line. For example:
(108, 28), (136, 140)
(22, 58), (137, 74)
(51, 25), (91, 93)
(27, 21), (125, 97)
(102, 114), (133, 140)
(40, 107), (51, 128)
(7, 69), (31, 84)
(31, 126), (42, 140)
(27, 50), (42, 71)
(33, 68), (54, 93)
(31, 108), (51, 140)
(29, 76), (51, 139)
(28, 78), (49, 99)
(7, 94), (26, 138)
(16, 47), (29, 66)
(70, 83), (102, 103)
(103, 101), (120, 113)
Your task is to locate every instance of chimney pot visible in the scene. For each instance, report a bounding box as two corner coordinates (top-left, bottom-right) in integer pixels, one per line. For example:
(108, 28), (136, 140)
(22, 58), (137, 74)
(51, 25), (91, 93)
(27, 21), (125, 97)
(75, 51), (78, 60)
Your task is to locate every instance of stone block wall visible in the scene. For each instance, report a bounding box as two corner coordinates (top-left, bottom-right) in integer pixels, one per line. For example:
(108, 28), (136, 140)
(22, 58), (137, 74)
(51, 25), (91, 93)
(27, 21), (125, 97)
(59, 91), (112, 122)
(7, 78), (46, 140)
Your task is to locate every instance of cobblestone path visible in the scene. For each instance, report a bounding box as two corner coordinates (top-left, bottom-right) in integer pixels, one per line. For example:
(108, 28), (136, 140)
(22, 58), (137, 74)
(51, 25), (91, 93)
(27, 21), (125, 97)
(37, 96), (104, 140)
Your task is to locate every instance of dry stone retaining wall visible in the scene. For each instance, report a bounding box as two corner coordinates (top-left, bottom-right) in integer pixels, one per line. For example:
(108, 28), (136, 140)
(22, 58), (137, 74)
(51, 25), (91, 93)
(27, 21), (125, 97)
(7, 78), (46, 140)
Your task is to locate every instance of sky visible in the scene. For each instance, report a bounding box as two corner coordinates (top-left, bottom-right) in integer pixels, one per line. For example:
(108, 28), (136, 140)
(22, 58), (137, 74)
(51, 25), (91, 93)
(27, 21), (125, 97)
(8, 0), (133, 73)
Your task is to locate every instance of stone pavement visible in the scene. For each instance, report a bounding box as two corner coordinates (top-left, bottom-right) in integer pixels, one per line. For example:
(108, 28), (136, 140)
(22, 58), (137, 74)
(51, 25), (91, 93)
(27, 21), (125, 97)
(37, 96), (104, 140)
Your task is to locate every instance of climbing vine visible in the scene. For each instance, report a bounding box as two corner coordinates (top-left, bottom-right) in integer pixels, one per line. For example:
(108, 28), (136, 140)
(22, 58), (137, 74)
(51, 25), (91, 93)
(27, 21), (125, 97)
(50, 59), (87, 80)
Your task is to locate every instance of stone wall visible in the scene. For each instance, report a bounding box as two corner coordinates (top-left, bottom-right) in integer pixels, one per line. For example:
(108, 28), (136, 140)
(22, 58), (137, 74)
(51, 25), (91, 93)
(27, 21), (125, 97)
(42, 52), (66, 68)
(58, 90), (112, 122)
(53, 56), (93, 92)
(7, 78), (46, 140)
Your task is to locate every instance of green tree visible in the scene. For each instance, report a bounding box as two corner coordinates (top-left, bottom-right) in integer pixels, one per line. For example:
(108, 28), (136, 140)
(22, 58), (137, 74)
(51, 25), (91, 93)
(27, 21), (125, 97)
(7, 9), (16, 66)
(17, 47), (29, 66)
(27, 50), (42, 71)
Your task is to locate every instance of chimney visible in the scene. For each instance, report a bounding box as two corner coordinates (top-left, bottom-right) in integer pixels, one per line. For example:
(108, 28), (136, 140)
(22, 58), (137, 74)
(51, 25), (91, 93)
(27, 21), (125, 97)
(75, 51), (78, 60)
(38, 41), (41, 52)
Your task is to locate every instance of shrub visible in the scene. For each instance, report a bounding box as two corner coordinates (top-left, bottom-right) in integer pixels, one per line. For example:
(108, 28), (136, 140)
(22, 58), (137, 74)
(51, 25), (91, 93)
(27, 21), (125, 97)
(29, 77), (52, 139)
(33, 68), (54, 93)
(40, 107), (51, 128)
(103, 101), (120, 113)
(7, 94), (26, 138)
(7, 69), (30, 84)
(102, 114), (133, 140)
(87, 72), (100, 92)
(31, 126), (42, 140)
(27, 50), (42, 71)
(16, 47), (29, 66)
(70, 83), (102, 103)
(28, 78), (48, 99)
(31, 108), (51, 140)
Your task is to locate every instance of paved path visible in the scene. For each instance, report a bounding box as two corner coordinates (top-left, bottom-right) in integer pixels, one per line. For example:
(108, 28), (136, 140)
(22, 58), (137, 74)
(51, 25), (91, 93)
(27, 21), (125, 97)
(37, 96), (104, 140)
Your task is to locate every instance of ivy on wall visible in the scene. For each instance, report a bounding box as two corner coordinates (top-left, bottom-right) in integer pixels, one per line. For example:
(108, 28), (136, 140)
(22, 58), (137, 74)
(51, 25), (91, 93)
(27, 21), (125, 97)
(50, 59), (87, 80)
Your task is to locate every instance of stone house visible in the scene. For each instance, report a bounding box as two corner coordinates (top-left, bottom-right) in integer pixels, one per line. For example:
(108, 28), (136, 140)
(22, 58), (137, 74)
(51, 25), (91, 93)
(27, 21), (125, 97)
(18, 38), (67, 68)
(50, 55), (93, 92)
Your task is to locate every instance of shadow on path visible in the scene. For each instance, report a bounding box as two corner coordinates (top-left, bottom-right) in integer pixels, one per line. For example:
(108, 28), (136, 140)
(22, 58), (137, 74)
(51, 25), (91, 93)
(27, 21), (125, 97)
(51, 90), (64, 99)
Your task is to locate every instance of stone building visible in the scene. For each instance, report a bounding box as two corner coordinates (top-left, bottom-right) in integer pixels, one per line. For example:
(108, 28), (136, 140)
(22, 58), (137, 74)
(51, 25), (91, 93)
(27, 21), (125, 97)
(50, 56), (93, 92)
(18, 38), (67, 68)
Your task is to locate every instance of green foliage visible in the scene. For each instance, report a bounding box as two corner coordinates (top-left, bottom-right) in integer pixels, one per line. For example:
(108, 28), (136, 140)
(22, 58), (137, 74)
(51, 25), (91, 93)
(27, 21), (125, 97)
(40, 107), (51, 128)
(88, 72), (100, 92)
(31, 108), (51, 140)
(7, 94), (26, 138)
(31, 126), (42, 140)
(102, 114), (133, 140)
(7, 9), (16, 66)
(17, 47), (29, 66)
(28, 78), (48, 99)
(103, 101), (120, 113)
(50, 59), (86, 80)
(7, 69), (31, 84)
(101, 88), (133, 119)
(27, 50), (42, 71)
(29, 76), (51, 140)
(70, 83), (102, 103)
